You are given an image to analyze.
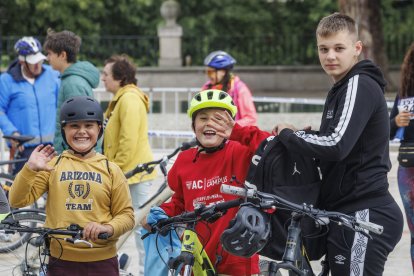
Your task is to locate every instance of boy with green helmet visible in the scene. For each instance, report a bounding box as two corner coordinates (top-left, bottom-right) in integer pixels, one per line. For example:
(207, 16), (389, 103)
(143, 89), (270, 274)
(187, 89), (238, 119)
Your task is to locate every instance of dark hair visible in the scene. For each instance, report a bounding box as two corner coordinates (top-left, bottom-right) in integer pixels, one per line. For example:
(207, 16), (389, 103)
(43, 29), (81, 63)
(316, 12), (358, 39)
(400, 42), (414, 98)
(104, 54), (137, 87)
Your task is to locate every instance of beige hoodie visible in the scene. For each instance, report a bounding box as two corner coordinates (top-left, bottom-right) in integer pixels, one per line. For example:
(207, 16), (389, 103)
(9, 151), (134, 262)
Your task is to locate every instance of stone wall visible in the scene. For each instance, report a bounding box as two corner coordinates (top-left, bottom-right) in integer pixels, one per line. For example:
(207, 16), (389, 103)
(133, 65), (401, 97)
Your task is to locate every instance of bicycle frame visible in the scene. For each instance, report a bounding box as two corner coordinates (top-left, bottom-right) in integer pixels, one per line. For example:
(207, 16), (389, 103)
(168, 223), (215, 276)
(149, 198), (243, 276)
(265, 213), (315, 276)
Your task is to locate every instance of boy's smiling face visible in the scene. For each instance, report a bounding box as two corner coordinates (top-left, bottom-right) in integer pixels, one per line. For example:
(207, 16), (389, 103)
(194, 108), (226, 148)
(63, 121), (100, 154)
(317, 30), (362, 83)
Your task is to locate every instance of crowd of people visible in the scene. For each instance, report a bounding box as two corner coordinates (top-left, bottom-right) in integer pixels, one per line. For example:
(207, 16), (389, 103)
(0, 11), (410, 276)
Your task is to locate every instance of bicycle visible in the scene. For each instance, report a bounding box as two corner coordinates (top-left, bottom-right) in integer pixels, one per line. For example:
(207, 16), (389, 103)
(220, 184), (384, 276)
(0, 135), (35, 201)
(145, 198), (244, 276)
(0, 134), (35, 174)
(0, 209), (46, 274)
(0, 213), (108, 276)
(0, 135), (44, 211)
(0, 135), (47, 254)
(116, 139), (197, 276)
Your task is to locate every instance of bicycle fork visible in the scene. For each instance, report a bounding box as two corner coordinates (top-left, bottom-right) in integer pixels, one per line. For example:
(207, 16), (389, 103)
(168, 228), (215, 276)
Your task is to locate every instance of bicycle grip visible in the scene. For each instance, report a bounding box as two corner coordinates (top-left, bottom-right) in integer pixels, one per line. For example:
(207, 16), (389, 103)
(214, 198), (244, 212)
(125, 167), (140, 179)
(220, 184), (247, 197)
(98, 232), (109, 239)
(355, 219), (383, 235)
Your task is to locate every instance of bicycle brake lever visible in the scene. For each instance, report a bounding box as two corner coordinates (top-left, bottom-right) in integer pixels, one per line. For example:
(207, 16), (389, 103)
(66, 238), (93, 247)
(65, 238), (75, 244)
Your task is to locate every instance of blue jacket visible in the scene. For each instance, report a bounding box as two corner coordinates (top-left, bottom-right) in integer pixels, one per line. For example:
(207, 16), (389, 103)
(0, 60), (60, 147)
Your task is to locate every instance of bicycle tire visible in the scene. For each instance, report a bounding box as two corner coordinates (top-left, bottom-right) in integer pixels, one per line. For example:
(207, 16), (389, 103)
(0, 209), (46, 253)
(0, 210), (46, 276)
(0, 172), (41, 210)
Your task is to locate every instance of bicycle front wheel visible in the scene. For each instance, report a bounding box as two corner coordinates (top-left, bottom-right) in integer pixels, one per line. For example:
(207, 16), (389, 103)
(0, 210), (46, 252)
(0, 210), (46, 276)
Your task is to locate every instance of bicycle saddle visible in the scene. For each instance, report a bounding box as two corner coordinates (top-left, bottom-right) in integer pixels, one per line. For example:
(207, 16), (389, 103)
(3, 135), (35, 144)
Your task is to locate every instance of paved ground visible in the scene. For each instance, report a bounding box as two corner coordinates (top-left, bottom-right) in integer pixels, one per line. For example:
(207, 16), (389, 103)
(120, 148), (412, 276)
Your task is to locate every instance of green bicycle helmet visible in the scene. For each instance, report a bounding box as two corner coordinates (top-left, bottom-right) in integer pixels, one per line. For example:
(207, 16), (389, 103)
(187, 89), (237, 119)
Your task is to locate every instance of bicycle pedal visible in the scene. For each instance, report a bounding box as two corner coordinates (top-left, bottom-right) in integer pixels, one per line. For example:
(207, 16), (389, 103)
(118, 252), (131, 270)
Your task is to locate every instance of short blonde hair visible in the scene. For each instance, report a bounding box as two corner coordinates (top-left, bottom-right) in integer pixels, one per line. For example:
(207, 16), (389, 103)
(316, 12), (358, 39)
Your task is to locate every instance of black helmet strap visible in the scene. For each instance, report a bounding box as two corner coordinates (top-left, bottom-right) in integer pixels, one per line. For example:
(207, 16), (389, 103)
(192, 139), (226, 163)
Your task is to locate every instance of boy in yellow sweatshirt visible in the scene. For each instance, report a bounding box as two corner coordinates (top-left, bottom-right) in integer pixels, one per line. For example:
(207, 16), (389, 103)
(9, 96), (134, 276)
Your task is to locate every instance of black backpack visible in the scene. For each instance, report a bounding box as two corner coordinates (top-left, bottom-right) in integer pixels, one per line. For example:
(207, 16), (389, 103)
(245, 135), (325, 261)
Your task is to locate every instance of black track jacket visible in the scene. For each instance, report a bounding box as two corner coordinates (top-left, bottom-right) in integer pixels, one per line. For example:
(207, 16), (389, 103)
(279, 60), (394, 212)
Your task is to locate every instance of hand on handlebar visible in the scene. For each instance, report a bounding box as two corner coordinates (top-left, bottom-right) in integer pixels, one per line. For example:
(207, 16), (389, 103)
(141, 215), (152, 232)
(83, 222), (113, 242)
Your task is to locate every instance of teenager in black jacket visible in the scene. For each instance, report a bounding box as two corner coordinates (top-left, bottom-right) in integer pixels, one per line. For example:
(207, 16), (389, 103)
(276, 13), (403, 276)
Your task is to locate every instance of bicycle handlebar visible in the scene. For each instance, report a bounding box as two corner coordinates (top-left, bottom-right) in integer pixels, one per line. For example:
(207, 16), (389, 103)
(152, 198), (243, 232)
(220, 184), (384, 235)
(0, 218), (109, 241)
(125, 138), (197, 179)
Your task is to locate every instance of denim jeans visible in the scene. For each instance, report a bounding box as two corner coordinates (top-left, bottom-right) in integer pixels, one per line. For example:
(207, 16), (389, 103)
(398, 165), (414, 272)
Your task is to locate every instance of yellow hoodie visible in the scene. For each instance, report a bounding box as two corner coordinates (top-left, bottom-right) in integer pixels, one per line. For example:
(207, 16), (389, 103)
(9, 151), (134, 262)
(103, 84), (156, 184)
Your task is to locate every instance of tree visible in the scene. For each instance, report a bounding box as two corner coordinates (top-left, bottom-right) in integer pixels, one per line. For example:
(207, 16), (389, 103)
(339, 0), (395, 90)
(0, 0), (412, 68)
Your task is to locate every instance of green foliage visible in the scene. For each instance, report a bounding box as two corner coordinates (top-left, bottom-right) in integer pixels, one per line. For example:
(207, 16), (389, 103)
(0, 0), (412, 66)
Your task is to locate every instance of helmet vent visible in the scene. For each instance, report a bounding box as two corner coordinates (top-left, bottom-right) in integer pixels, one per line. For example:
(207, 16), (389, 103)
(67, 112), (76, 118)
(219, 92), (227, 100)
(207, 91), (214, 100)
(195, 94), (202, 101)
(87, 112), (95, 116)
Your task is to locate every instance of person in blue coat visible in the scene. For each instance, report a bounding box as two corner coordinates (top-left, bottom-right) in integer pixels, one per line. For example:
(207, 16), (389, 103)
(0, 36), (60, 174)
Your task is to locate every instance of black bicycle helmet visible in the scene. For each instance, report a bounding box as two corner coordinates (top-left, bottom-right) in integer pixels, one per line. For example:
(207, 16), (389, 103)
(220, 205), (270, 257)
(60, 96), (103, 155)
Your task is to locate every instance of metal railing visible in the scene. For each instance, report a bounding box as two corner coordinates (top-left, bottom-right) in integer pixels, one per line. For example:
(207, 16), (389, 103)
(0, 87), (396, 161)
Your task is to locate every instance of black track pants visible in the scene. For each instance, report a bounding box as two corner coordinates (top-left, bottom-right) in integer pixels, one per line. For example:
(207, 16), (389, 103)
(326, 201), (403, 276)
